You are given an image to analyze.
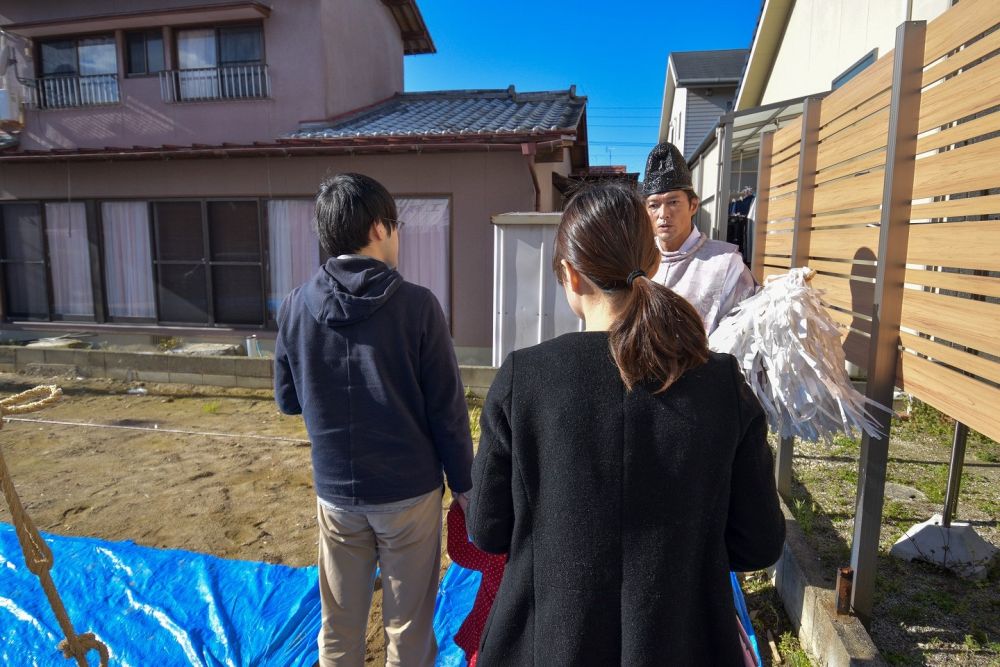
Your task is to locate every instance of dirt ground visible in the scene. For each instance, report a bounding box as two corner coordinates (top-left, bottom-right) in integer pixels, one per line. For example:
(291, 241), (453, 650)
(0, 372), (802, 666)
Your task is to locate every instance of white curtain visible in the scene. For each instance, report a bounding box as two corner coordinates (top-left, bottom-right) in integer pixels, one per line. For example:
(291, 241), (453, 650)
(44, 203), (94, 317)
(101, 202), (156, 319)
(267, 200), (320, 318)
(177, 29), (219, 100)
(395, 198), (450, 325)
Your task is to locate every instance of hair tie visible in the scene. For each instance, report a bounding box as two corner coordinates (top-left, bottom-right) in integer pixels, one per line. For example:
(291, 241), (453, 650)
(626, 269), (645, 287)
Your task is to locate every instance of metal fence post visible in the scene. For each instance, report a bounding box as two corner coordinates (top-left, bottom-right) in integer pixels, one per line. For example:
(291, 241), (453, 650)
(849, 20), (926, 628)
(751, 132), (774, 283)
(942, 422), (969, 527)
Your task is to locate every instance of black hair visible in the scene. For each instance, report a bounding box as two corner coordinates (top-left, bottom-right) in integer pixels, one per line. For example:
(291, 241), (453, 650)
(314, 173), (398, 256)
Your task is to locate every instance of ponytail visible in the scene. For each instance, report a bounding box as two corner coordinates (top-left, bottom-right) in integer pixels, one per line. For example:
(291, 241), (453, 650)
(609, 275), (708, 393)
(553, 183), (709, 393)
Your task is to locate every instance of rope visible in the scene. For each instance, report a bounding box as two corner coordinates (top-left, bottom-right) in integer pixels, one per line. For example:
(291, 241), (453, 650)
(0, 385), (110, 667)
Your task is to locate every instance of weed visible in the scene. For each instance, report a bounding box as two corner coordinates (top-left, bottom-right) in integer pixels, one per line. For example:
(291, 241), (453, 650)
(202, 401), (221, 415)
(467, 399), (482, 444)
(913, 588), (958, 614)
(157, 336), (183, 352)
(791, 498), (816, 536)
(913, 464), (949, 505)
(777, 632), (812, 667)
(832, 434), (860, 456)
(835, 465), (858, 486)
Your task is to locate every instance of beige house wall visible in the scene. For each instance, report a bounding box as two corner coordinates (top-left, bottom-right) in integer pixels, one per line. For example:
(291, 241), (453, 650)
(0, 150), (535, 355)
(760, 0), (951, 106)
(0, 0), (404, 150)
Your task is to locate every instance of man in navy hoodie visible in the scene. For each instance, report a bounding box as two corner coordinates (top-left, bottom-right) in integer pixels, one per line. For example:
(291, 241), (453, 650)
(274, 173), (473, 667)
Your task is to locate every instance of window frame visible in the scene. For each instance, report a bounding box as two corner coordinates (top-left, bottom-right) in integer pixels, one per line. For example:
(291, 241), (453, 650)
(36, 32), (119, 79)
(173, 21), (266, 72)
(832, 49), (878, 91)
(124, 29), (166, 78)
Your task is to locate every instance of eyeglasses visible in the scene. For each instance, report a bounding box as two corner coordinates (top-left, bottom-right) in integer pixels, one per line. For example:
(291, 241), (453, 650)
(382, 218), (407, 230)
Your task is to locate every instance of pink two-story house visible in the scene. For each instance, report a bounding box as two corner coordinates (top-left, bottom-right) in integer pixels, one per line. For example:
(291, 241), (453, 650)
(0, 1), (589, 363)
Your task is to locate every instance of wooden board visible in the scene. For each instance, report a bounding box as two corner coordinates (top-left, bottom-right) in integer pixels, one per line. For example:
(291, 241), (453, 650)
(898, 351), (1000, 443)
(819, 51), (894, 127)
(767, 220), (795, 232)
(763, 256), (792, 269)
(809, 225), (880, 261)
(916, 112), (1000, 155)
(900, 332), (1000, 385)
(923, 0), (1000, 66)
(918, 55), (1000, 134)
(912, 135), (1000, 200)
(811, 272), (874, 314)
(909, 194), (1000, 221)
(762, 266), (787, 282)
(820, 89), (891, 140)
(772, 118), (803, 156)
(907, 221), (1000, 271)
(770, 154), (801, 190)
(768, 193), (797, 221)
(816, 107), (890, 169)
(809, 258), (876, 279)
(769, 180), (799, 200)
(813, 171), (884, 215)
(811, 208), (881, 230)
(764, 231), (794, 256)
(922, 27), (1000, 88)
(901, 288), (1000, 356)
(816, 150), (887, 187)
(904, 267), (1000, 299)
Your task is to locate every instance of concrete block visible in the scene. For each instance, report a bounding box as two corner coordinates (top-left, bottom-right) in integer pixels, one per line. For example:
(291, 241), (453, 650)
(236, 375), (273, 389)
(23, 363), (77, 377)
(167, 354), (204, 375)
(190, 356), (237, 376)
(168, 372), (203, 386)
(15, 348), (46, 368)
(105, 366), (132, 380)
(774, 498), (886, 667)
(77, 350), (106, 376)
(0, 363), (16, 373)
(460, 365), (497, 394)
(42, 349), (78, 365)
(136, 371), (171, 384)
(201, 374), (239, 388)
(0, 347), (16, 364)
(236, 358), (273, 378)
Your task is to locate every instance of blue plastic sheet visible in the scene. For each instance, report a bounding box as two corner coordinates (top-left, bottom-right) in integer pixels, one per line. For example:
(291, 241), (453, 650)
(1, 524), (759, 667)
(0, 525), (479, 667)
(732, 571), (763, 666)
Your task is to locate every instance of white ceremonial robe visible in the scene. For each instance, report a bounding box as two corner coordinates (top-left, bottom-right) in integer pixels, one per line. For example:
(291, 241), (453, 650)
(652, 227), (757, 334)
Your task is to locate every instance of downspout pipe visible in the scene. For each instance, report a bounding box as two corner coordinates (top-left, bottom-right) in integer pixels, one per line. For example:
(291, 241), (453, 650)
(521, 142), (541, 212)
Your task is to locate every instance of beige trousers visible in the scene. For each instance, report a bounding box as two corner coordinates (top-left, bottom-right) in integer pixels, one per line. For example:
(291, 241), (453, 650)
(316, 489), (442, 667)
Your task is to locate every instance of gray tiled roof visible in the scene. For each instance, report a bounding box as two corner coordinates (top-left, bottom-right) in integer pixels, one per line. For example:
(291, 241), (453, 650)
(287, 88), (586, 140)
(671, 49), (748, 85)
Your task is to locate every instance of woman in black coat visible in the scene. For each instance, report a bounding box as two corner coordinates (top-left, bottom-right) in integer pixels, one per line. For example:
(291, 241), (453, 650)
(467, 183), (786, 666)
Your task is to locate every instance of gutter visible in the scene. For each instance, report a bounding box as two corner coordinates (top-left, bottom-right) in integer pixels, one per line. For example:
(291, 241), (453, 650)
(0, 138), (568, 164)
(521, 142), (541, 212)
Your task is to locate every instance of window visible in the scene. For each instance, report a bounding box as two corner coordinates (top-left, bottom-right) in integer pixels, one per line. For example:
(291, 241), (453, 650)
(126, 30), (165, 76)
(173, 24), (266, 100)
(152, 200), (265, 326)
(396, 198), (451, 326)
(267, 200), (320, 319)
(37, 35), (119, 107)
(832, 49), (878, 90)
(0, 203), (95, 321)
(0, 203), (48, 319)
(102, 202), (156, 319)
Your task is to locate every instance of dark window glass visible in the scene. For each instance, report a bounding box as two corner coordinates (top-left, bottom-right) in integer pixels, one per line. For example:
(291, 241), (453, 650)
(40, 40), (77, 76)
(5, 264), (49, 319)
(126, 30), (165, 75)
(158, 264), (209, 323)
(126, 32), (146, 74)
(154, 202), (205, 261)
(0, 203), (49, 319)
(2, 204), (45, 260)
(208, 201), (260, 262)
(833, 50), (877, 90)
(219, 25), (262, 64)
(212, 266), (263, 325)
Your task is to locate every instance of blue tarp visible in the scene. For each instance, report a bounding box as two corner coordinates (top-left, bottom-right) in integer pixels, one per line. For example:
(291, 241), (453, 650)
(1, 524), (758, 666)
(0, 525), (477, 667)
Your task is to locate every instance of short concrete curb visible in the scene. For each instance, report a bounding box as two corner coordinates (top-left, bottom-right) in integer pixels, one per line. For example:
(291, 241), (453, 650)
(773, 498), (886, 667)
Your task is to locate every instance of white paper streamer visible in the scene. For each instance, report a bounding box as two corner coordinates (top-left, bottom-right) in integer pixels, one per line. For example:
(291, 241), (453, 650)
(708, 267), (888, 442)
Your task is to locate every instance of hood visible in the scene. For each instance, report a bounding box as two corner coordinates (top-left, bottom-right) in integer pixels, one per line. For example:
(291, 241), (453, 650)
(304, 256), (402, 327)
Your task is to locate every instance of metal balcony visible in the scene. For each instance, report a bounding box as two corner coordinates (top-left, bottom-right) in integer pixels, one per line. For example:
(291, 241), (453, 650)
(23, 74), (120, 110)
(159, 64), (270, 103)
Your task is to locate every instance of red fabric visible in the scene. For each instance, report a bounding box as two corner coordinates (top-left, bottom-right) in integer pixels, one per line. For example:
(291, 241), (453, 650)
(447, 503), (507, 665)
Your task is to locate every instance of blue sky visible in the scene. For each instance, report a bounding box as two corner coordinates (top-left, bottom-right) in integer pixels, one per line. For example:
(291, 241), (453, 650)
(405, 1), (762, 175)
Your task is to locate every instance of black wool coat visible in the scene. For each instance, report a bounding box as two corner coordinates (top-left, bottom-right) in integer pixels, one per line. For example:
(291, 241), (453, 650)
(467, 332), (785, 667)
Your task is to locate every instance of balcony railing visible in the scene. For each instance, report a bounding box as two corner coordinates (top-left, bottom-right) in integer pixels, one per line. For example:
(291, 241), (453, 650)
(23, 74), (120, 110)
(159, 64), (270, 103)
